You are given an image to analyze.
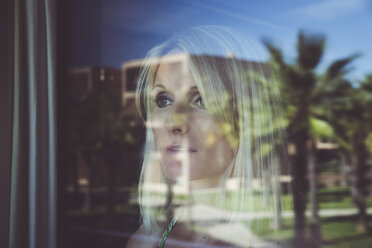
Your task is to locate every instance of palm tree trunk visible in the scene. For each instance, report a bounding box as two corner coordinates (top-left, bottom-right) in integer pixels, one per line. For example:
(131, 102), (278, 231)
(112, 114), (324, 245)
(308, 141), (321, 247)
(292, 136), (308, 245)
(289, 89), (313, 245)
(339, 152), (349, 187)
(352, 128), (368, 232)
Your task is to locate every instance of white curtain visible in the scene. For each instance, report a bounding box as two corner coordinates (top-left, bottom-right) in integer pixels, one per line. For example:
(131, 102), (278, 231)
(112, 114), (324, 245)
(9, 0), (57, 248)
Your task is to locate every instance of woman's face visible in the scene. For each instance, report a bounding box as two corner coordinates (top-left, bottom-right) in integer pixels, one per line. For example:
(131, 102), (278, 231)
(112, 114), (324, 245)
(150, 61), (234, 182)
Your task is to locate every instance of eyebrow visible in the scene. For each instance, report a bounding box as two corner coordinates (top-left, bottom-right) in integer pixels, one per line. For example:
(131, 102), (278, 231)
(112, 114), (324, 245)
(153, 83), (166, 89)
(153, 83), (198, 92)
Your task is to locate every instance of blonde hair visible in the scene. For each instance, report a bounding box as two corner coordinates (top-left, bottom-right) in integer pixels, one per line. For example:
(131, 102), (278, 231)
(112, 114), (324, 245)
(135, 26), (288, 233)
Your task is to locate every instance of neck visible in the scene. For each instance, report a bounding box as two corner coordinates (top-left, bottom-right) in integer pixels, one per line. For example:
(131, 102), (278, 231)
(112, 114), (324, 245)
(190, 173), (224, 189)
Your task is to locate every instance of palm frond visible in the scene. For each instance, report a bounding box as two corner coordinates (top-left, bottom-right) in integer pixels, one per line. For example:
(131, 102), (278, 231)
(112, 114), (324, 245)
(262, 38), (285, 69)
(325, 53), (361, 80)
(297, 30), (325, 71)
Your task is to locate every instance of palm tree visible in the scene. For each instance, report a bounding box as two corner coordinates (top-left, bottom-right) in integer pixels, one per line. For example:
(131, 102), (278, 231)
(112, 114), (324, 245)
(264, 31), (324, 246)
(321, 74), (372, 232)
(263, 30), (358, 246)
(348, 79), (372, 232)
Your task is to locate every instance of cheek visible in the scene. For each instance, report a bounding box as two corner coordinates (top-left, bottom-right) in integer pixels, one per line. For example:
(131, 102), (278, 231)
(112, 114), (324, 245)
(152, 128), (160, 149)
(199, 122), (234, 170)
(195, 117), (218, 144)
(220, 140), (234, 168)
(199, 121), (227, 151)
(209, 137), (234, 168)
(150, 115), (165, 149)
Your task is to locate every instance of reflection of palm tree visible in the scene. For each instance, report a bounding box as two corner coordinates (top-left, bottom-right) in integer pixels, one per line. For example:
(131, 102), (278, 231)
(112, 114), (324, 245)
(68, 79), (145, 214)
(264, 30), (358, 246)
(323, 74), (372, 232)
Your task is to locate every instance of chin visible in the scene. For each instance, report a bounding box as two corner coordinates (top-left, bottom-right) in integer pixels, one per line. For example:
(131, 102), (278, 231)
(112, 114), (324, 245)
(162, 161), (183, 180)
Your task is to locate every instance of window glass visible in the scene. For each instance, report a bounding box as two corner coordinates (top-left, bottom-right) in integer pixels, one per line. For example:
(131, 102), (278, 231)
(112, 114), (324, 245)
(63, 1), (372, 248)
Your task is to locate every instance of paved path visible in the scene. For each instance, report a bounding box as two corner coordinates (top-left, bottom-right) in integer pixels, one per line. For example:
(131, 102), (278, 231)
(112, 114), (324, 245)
(174, 204), (372, 248)
(175, 204), (281, 248)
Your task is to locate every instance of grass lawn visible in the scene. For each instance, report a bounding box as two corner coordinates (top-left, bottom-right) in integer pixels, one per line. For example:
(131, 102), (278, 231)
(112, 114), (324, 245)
(250, 216), (372, 248)
(67, 186), (372, 217)
(192, 186), (372, 211)
(313, 187), (372, 209)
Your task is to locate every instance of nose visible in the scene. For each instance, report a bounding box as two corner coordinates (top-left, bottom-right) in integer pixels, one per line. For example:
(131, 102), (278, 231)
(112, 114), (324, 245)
(166, 105), (189, 135)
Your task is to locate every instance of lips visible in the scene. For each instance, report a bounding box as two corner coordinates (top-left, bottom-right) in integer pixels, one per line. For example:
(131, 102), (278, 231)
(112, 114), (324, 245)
(166, 144), (197, 153)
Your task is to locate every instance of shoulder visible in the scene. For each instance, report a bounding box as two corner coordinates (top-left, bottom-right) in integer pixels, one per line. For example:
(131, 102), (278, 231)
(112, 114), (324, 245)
(125, 226), (160, 248)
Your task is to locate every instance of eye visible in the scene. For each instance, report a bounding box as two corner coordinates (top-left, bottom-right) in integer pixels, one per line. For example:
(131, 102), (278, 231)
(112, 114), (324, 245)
(155, 94), (173, 108)
(193, 95), (204, 108)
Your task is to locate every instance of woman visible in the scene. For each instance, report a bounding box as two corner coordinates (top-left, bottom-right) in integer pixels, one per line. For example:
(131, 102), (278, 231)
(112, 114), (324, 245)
(126, 26), (287, 248)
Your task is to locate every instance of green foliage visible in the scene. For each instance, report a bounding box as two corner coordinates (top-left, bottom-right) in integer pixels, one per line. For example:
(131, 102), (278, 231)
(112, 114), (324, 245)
(310, 117), (335, 140)
(320, 74), (372, 155)
(264, 30), (330, 142)
(264, 30), (361, 145)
